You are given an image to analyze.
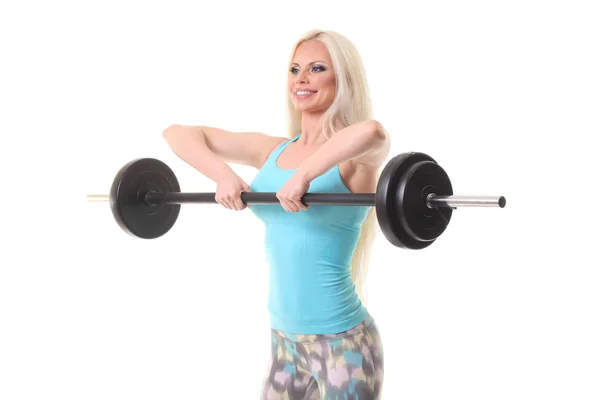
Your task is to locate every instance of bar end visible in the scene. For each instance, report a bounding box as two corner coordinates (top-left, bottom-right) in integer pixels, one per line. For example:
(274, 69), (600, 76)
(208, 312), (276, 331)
(499, 196), (506, 208)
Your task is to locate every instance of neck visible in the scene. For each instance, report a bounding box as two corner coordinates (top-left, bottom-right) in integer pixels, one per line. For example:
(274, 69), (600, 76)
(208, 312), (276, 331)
(298, 111), (342, 147)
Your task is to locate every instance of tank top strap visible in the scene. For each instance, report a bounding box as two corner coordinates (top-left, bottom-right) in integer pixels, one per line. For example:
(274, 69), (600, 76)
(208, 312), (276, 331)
(264, 133), (301, 166)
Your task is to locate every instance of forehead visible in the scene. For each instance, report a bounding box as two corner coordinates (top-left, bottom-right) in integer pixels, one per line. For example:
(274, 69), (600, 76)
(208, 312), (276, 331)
(292, 40), (332, 64)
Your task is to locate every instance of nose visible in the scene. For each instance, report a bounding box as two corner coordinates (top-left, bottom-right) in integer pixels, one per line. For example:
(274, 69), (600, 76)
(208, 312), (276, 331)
(296, 69), (309, 85)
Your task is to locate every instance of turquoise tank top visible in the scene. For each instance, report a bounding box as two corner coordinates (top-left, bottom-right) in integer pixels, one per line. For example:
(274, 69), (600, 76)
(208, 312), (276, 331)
(249, 133), (371, 334)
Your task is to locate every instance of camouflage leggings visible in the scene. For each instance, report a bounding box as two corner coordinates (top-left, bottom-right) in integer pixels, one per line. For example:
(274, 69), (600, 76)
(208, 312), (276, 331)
(261, 313), (384, 399)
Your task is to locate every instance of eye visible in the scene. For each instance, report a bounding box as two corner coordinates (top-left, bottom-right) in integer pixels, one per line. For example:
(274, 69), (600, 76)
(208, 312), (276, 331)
(312, 65), (325, 72)
(289, 66), (299, 74)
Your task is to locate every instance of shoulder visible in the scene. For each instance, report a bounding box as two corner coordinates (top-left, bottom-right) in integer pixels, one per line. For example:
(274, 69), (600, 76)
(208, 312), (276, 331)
(256, 135), (290, 168)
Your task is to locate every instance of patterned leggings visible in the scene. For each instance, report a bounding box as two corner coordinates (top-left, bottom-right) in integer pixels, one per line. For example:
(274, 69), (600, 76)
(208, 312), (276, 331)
(261, 313), (384, 399)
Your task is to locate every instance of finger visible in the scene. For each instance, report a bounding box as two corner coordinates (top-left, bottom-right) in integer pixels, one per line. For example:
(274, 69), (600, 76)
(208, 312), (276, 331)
(278, 198), (291, 212)
(285, 199), (299, 212)
(222, 198), (234, 210)
(286, 198), (302, 211)
(292, 197), (308, 210)
(226, 195), (238, 210)
(227, 197), (241, 210)
(234, 196), (245, 210)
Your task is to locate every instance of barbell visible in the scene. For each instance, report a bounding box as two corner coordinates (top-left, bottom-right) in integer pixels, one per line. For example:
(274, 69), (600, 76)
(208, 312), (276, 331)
(87, 152), (506, 249)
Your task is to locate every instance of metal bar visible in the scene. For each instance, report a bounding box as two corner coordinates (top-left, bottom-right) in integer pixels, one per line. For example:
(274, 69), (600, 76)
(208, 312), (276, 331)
(88, 192), (507, 208)
(145, 191), (377, 206)
(86, 194), (109, 202)
(426, 195), (506, 208)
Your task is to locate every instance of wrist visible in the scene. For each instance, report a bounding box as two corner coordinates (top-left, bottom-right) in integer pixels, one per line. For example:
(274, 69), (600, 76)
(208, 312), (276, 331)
(212, 163), (237, 183)
(296, 163), (315, 184)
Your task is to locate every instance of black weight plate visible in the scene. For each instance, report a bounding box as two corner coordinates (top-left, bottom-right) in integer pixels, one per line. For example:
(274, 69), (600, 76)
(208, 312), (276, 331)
(398, 159), (453, 243)
(376, 152), (432, 249)
(376, 152), (452, 249)
(109, 158), (180, 239)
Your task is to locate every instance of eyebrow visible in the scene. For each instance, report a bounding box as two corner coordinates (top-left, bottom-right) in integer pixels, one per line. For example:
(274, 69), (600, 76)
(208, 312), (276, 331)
(290, 60), (328, 66)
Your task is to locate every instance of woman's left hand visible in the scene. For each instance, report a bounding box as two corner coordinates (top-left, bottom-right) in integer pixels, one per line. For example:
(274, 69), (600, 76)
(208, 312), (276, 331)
(276, 173), (311, 212)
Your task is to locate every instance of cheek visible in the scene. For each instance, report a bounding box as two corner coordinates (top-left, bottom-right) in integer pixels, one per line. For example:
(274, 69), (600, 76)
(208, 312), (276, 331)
(323, 79), (336, 99)
(323, 75), (336, 93)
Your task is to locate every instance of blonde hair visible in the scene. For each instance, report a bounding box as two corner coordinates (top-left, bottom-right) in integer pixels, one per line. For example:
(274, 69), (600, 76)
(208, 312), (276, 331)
(285, 29), (380, 305)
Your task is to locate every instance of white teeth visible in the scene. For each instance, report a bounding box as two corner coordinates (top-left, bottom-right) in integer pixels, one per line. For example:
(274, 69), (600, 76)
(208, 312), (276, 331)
(296, 91), (316, 95)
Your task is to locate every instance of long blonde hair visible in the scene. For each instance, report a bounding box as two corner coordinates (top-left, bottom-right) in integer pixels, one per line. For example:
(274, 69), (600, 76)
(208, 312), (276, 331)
(285, 30), (380, 305)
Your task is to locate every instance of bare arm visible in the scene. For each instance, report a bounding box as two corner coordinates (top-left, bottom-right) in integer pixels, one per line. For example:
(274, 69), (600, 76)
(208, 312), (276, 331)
(296, 119), (391, 182)
(162, 124), (287, 182)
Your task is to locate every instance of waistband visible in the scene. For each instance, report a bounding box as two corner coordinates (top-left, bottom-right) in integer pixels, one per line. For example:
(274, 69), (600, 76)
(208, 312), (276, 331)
(271, 312), (375, 344)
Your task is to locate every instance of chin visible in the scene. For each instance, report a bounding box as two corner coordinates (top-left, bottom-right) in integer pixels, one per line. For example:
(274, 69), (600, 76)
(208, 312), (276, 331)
(293, 102), (325, 113)
(292, 102), (308, 112)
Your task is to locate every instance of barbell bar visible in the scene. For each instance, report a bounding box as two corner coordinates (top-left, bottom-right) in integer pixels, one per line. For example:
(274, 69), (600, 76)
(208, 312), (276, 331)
(86, 152), (506, 249)
(86, 193), (504, 207)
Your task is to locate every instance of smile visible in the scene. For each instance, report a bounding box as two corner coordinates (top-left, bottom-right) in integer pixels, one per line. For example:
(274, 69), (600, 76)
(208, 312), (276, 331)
(295, 90), (317, 99)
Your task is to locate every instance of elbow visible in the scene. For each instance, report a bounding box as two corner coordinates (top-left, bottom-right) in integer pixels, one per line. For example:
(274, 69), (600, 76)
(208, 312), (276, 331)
(367, 119), (387, 144)
(162, 124), (201, 146)
(162, 124), (183, 141)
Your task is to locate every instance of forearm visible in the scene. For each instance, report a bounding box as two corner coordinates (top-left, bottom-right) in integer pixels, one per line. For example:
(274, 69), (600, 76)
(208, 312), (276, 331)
(297, 120), (386, 182)
(162, 125), (236, 183)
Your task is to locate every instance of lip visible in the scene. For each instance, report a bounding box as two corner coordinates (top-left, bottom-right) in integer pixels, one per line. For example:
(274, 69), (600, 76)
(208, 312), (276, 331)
(294, 89), (318, 100)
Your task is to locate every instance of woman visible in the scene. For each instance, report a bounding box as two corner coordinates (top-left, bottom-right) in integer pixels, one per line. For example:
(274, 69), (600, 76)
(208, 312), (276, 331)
(163, 29), (389, 399)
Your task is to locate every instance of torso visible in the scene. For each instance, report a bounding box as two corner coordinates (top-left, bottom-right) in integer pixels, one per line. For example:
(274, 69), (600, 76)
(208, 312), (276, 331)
(271, 138), (378, 194)
(250, 135), (373, 334)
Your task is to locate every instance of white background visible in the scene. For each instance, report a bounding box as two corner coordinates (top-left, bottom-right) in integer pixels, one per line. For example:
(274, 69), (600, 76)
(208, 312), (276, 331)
(1, 0), (599, 399)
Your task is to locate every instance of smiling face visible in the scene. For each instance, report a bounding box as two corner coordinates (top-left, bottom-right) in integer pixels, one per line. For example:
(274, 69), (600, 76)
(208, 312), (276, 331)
(288, 40), (337, 113)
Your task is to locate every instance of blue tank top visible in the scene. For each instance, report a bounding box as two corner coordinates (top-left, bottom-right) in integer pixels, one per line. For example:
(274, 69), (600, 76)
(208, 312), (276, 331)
(249, 133), (371, 334)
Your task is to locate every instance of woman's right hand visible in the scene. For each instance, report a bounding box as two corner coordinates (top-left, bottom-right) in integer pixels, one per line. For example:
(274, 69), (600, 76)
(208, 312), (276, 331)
(215, 173), (251, 210)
